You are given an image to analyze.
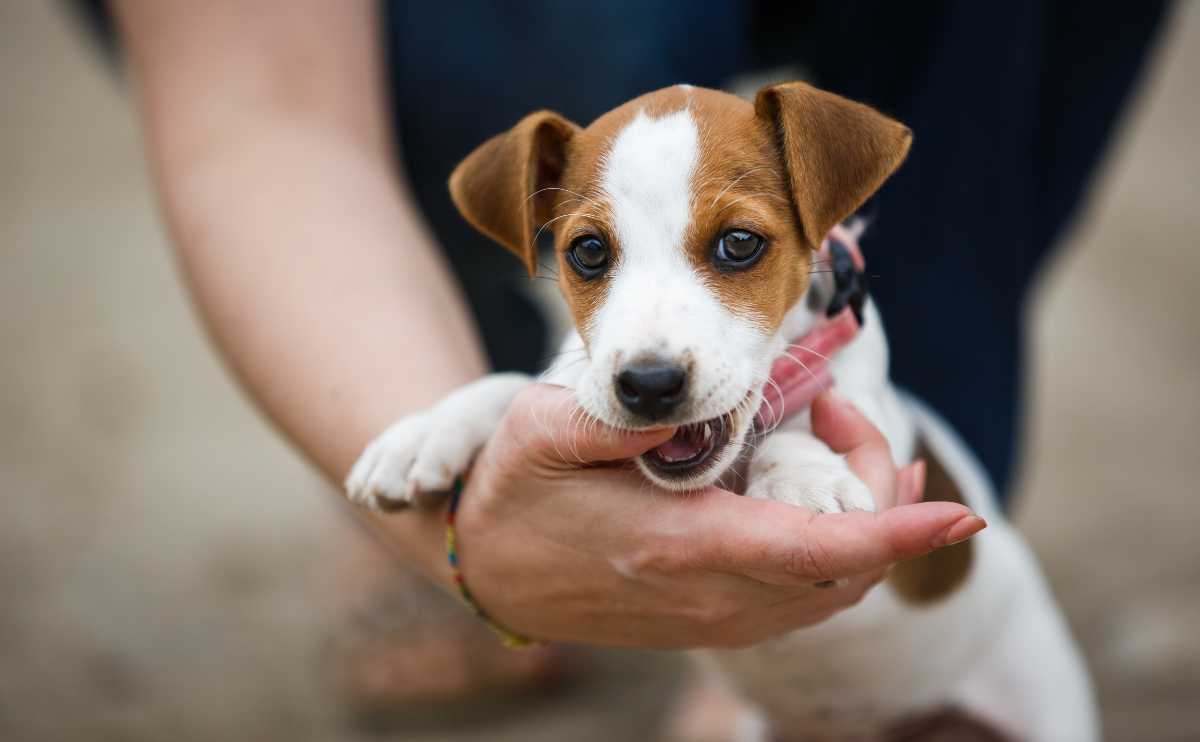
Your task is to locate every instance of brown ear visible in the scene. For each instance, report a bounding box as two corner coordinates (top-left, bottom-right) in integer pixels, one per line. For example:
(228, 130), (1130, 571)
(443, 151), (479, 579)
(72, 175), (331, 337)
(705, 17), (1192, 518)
(448, 110), (579, 276)
(754, 82), (912, 248)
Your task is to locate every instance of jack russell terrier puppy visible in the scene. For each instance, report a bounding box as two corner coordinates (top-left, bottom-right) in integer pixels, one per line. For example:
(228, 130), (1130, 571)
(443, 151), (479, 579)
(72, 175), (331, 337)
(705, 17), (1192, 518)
(345, 82), (1097, 741)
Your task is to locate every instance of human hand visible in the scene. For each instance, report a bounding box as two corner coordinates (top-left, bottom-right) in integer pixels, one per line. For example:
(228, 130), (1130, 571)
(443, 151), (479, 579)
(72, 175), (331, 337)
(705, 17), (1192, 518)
(449, 385), (984, 648)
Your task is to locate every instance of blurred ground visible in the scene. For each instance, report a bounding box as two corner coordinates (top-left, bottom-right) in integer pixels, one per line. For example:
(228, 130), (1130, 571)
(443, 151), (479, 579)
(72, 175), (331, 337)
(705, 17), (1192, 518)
(1, 3), (1198, 741)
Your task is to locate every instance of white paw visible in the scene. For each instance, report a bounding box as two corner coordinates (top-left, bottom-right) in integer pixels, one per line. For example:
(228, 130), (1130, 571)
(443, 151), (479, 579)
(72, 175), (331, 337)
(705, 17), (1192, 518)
(343, 412), (463, 510)
(343, 374), (530, 511)
(745, 433), (875, 514)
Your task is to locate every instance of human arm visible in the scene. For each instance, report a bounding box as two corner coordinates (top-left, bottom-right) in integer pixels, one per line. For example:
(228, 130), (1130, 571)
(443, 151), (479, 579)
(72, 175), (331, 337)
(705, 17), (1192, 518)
(111, 0), (477, 577)
(112, 1), (983, 648)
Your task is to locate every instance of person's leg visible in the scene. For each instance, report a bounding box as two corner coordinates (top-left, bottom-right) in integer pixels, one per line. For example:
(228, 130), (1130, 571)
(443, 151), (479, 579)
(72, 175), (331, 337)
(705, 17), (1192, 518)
(323, 519), (573, 715)
(1029, 0), (1170, 257)
(822, 2), (1047, 503)
(753, 0), (1167, 501)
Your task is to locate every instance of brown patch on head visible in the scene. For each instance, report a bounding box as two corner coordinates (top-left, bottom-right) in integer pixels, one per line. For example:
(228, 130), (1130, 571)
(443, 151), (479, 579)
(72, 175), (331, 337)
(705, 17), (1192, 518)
(544, 105), (631, 339)
(887, 440), (975, 604)
(682, 88), (810, 330)
(449, 82), (911, 340)
(548, 85), (805, 338)
(547, 86), (700, 339)
(673, 83), (910, 333)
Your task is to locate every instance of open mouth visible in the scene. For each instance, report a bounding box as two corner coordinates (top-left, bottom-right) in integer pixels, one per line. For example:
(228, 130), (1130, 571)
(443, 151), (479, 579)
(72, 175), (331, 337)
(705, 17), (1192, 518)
(641, 414), (732, 480)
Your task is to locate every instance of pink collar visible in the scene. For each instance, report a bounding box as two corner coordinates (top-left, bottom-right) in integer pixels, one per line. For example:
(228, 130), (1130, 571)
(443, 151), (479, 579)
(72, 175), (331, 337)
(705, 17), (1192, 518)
(755, 224), (865, 430)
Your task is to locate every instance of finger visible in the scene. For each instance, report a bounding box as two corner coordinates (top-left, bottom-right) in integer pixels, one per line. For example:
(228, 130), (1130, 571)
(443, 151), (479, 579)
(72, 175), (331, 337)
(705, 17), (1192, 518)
(507, 384), (676, 466)
(849, 442), (898, 510)
(692, 493), (986, 582)
(787, 505), (986, 579)
(810, 389), (887, 454)
(811, 390), (897, 506)
(896, 460), (926, 507)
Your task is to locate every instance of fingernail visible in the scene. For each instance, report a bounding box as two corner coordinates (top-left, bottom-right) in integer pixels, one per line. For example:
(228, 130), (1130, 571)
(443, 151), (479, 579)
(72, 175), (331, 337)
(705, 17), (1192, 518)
(934, 515), (987, 548)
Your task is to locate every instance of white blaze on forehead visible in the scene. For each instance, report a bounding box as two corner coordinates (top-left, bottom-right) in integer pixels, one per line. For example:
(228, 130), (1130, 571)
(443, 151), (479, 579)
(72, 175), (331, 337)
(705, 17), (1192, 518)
(601, 108), (699, 257)
(576, 105), (776, 432)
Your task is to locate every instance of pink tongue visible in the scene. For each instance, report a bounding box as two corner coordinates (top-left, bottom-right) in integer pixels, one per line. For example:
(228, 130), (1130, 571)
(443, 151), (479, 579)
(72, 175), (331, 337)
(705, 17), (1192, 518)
(656, 428), (703, 462)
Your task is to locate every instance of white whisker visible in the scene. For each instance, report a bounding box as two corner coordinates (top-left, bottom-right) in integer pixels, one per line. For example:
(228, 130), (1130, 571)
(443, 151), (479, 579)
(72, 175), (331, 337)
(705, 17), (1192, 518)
(781, 351), (827, 393)
(709, 166), (773, 208)
(526, 186), (605, 212)
(531, 212), (583, 253)
(789, 344), (834, 364)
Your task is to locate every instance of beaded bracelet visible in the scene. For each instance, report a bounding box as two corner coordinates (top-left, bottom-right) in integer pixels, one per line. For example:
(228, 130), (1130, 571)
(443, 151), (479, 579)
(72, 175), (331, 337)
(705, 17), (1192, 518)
(445, 477), (539, 648)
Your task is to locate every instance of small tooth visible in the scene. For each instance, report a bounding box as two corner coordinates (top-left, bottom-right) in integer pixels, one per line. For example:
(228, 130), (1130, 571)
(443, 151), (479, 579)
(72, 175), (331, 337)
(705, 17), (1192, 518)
(703, 423), (712, 441)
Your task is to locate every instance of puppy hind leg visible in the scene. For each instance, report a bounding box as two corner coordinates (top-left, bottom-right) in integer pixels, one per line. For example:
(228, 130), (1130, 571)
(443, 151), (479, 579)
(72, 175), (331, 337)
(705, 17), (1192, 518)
(949, 541), (1098, 742)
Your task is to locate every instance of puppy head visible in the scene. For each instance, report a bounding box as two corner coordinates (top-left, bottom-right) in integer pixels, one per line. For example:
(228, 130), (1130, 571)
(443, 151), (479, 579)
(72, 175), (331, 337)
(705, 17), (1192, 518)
(451, 83), (910, 490)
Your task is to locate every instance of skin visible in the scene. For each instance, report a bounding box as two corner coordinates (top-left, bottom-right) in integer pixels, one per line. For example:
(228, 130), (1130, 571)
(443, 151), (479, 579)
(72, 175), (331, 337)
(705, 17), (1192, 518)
(112, 0), (983, 650)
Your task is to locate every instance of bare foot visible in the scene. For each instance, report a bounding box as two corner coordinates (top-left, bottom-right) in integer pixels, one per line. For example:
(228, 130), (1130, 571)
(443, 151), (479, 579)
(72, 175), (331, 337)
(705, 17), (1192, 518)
(321, 518), (579, 715)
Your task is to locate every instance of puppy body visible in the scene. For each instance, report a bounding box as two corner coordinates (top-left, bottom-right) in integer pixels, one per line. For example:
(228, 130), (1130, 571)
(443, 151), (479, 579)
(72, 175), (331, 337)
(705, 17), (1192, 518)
(346, 84), (1097, 740)
(539, 284), (1096, 741)
(693, 300), (1096, 741)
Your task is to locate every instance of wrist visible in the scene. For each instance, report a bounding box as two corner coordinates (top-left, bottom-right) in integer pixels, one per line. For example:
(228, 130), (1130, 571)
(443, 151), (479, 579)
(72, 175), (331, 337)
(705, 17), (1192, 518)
(445, 478), (539, 647)
(360, 500), (457, 594)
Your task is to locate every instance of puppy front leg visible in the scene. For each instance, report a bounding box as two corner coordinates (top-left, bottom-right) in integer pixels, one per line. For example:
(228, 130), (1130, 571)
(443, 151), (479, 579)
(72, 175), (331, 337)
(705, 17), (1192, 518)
(744, 432), (876, 514)
(344, 373), (531, 511)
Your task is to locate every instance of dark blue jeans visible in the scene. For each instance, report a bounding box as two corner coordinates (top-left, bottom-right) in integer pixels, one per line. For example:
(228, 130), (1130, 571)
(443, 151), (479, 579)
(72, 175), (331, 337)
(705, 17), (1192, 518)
(385, 0), (1167, 502)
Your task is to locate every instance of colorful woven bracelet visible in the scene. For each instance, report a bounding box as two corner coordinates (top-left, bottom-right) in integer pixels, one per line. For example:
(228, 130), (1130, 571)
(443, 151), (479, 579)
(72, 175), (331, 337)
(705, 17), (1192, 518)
(445, 477), (539, 649)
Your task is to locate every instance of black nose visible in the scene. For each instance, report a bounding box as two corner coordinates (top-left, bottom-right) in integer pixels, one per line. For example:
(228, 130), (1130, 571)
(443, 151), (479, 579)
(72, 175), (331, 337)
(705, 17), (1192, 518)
(615, 362), (687, 420)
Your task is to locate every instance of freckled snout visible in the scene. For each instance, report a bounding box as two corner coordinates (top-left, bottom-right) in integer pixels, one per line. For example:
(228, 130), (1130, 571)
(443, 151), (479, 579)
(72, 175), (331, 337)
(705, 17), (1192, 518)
(614, 360), (687, 420)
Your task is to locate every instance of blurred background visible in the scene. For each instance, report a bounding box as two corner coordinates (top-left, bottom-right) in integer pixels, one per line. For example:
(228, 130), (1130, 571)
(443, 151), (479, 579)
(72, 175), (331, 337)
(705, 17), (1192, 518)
(2, 2), (1198, 741)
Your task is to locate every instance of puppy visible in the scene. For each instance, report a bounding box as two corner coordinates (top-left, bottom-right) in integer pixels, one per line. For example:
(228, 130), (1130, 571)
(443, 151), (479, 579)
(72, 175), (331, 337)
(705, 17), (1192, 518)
(345, 83), (1097, 741)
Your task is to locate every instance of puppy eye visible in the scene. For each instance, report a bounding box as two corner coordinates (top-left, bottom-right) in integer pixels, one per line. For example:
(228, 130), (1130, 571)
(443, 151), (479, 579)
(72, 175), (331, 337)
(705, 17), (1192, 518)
(714, 229), (766, 269)
(567, 235), (609, 278)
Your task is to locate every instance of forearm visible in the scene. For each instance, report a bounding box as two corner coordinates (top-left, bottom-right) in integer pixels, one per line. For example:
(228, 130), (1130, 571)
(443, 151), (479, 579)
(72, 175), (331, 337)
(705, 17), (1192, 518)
(113, 0), (480, 583)
(153, 123), (485, 480)
(168, 147), (475, 582)
(114, 0), (485, 483)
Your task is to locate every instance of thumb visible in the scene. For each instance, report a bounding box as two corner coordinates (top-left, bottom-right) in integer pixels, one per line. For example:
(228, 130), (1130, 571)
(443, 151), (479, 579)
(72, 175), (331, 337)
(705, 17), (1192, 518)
(508, 384), (676, 466)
